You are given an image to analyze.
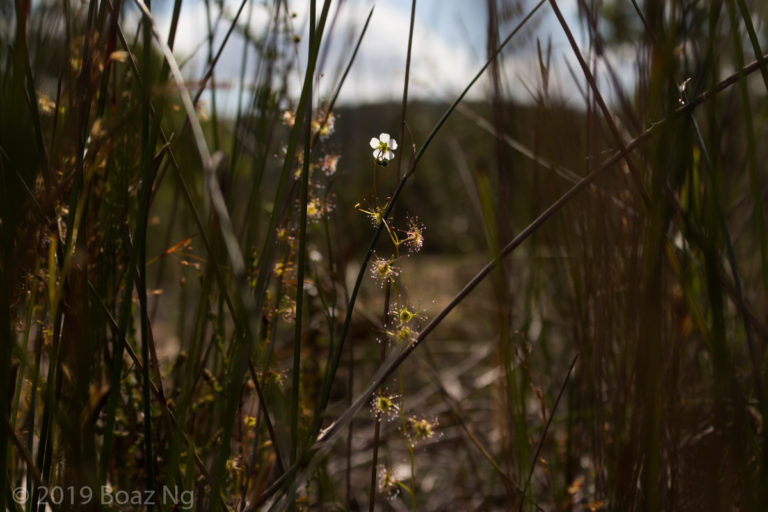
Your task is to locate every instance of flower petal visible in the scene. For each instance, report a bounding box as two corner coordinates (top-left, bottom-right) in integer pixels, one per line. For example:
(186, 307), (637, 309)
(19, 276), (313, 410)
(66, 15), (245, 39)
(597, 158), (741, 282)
(379, 133), (390, 143)
(384, 150), (394, 161)
(370, 137), (380, 149)
(373, 148), (382, 159)
(389, 138), (398, 150)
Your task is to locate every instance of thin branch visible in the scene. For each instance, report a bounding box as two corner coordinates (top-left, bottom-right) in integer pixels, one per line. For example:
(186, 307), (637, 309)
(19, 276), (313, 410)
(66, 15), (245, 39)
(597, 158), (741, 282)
(519, 353), (579, 511)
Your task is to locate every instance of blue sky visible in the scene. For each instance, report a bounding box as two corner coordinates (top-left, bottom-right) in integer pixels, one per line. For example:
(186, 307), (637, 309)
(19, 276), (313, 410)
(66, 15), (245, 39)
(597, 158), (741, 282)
(138, 0), (633, 111)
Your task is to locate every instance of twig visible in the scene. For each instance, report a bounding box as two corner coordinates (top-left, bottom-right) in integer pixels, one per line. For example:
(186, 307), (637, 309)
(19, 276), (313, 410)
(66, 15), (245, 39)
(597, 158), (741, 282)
(519, 353), (579, 511)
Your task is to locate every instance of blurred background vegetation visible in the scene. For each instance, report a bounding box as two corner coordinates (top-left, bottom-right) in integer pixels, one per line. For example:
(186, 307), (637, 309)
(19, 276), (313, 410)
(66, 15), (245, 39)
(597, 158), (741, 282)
(2, 0), (768, 510)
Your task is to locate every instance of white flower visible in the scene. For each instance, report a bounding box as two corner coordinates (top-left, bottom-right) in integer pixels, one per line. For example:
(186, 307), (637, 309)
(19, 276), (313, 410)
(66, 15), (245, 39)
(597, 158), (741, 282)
(369, 133), (398, 165)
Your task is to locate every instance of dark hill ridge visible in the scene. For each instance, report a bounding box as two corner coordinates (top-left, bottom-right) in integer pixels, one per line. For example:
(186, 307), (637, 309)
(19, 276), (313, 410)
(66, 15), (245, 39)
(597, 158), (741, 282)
(324, 100), (590, 253)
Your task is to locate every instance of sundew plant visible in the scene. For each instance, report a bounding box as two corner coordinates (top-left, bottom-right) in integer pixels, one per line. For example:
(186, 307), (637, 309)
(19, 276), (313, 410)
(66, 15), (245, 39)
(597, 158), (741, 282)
(2, 0), (768, 510)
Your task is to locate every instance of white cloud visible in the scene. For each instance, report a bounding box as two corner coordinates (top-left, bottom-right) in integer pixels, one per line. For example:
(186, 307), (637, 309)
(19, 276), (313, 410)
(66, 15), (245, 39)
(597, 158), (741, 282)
(124, 0), (637, 112)
(326, 0), (487, 103)
(124, 0), (491, 108)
